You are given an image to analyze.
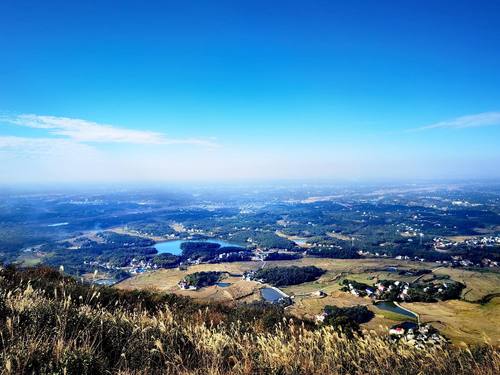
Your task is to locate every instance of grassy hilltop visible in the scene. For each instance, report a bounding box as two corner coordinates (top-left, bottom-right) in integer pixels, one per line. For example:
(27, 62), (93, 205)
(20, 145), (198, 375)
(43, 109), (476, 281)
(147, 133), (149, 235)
(0, 266), (498, 375)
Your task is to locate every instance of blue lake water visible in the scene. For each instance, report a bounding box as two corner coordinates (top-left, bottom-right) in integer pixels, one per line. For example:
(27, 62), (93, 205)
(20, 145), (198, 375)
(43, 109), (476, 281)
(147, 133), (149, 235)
(216, 282), (231, 287)
(260, 287), (286, 303)
(375, 301), (417, 319)
(154, 239), (242, 255)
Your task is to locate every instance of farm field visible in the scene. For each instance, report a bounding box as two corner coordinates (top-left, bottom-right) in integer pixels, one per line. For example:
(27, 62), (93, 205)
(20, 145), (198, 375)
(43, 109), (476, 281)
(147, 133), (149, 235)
(117, 261), (262, 303)
(403, 298), (500, 345)
(116, 257), (436, 294)
(432, 267), (500, 301)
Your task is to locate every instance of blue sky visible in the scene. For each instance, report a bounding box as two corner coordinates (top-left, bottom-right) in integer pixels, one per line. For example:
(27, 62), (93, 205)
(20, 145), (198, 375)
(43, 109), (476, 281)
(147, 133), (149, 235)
(1, 1), (500, 183)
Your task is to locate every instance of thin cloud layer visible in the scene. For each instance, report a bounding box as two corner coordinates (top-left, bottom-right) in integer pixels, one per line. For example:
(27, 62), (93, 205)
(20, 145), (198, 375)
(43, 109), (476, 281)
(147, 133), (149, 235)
(415, 111), (500, 131)
(0, 135), (95, 153)
(1, 114), (217, 146)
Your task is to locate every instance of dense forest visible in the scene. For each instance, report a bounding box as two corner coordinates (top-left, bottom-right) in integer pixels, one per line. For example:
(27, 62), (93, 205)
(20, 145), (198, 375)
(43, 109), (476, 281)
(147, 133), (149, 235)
(180, 242), (248, 261)
(181, 271), (223, 288)
(253, 266), (326, 286)
(322, 305), (375, 332)
(307, 247), (360, 259)
(264, 252), (303, 261)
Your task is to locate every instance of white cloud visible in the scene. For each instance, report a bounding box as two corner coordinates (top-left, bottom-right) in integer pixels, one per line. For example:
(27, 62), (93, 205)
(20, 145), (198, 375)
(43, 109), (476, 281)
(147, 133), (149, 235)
(414, 111), (500, 131)
(0, 135), (97, 156)
(1, 114), (217, 147)
(0, 113), (221, 183)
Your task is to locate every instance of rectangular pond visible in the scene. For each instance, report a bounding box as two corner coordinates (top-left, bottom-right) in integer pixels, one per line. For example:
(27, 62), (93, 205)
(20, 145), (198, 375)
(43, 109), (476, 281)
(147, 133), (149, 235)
(260, 287), (288, 303)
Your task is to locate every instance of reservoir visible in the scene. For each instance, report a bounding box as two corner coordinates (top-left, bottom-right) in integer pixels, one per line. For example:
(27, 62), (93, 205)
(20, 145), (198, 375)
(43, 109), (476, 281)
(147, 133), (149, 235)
(154, 239), (242, 255)
(260, 287), (287, 303)
(375, 301), (417, 320)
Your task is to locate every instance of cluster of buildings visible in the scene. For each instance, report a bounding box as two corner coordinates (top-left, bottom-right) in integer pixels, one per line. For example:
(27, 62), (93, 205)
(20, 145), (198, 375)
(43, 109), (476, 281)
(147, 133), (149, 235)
(342, 278), (456, 302)
(395, 255), (425, 262)
(434, 257), (498, 268)
(185, 227), (214, 236)
(83, 260), (120, 271)
(132, 230), (178, 239)
(178, 280), (198, 290)
(341, 279), (380, 298)
(213, 250), (252, 262)
(433, 235), (500, 250)
(389, 322), (447, 348)
(432, 235), (500, 268)
(450, 200), (481, 207)
(396, 223), (423, 238)
(128, 258), (158, 274)
(357, 251), (427, 262)
(481, 258), (499, 267)
(374, 280), (410, 300)
(84, 257), (159, 278)
(242, 270), (264, 283)
(307, 242), (343, 249)
(342, 280), (409, 300)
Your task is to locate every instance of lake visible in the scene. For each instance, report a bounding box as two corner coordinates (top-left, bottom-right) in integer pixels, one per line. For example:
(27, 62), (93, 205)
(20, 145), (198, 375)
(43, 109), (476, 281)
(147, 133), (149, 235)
(375, 301), (418, 320)
(154, 239), (242, 255)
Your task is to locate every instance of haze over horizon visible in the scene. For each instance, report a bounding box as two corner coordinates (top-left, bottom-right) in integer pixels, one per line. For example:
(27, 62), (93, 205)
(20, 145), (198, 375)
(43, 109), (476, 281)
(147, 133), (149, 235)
(1, 1), (500, 184)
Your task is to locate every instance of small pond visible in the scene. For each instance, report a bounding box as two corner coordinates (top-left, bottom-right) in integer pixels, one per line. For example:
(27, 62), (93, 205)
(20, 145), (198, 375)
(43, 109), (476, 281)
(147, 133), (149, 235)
(375, 301), (417, 319)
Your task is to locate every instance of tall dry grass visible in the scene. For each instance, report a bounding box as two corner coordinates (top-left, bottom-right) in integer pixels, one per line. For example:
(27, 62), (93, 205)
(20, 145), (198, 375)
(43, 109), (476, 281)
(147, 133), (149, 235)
(0, 267), (498, 374)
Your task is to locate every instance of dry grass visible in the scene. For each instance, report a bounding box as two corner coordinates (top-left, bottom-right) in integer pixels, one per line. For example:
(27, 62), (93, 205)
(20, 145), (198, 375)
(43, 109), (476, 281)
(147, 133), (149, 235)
(1, 267), (499, 374)
(15, 254), (43, 267)
(326, 232), (352, 241)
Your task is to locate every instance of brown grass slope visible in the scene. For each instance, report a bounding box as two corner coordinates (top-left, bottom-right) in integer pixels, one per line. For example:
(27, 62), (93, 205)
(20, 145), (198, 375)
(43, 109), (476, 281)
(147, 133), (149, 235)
(0, 266), (498, 375)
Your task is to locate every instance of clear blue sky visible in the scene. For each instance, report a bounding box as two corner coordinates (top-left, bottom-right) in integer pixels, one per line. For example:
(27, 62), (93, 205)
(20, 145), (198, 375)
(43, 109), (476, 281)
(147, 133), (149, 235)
(1, 1), (499, 183)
